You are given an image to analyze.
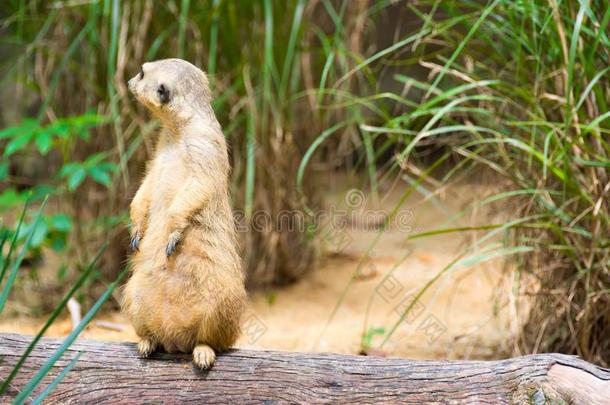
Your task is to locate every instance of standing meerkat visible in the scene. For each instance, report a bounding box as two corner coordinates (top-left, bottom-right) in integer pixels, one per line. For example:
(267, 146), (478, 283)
(122, 58), (246, 369)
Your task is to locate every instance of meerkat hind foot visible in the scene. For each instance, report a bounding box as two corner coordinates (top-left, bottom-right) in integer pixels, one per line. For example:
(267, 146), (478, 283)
(193, 344), (216, 370)
(137, 338), (157, 357)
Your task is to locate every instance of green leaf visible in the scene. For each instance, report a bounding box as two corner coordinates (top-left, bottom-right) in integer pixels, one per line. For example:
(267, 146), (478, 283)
(73, 113), (108, 127)
(30, 220), (49, 247)
(58, 162), (80, 178)
(35, 131), (53, 155)
(30, 185), (56, 201)
(0, 119), (38, 140)
(50, 234), (67, 252)
(0, 126), (21, 140)
(77, 127), (91, 141)
(49, 121), (70, 139)
(83, 152), (106, 166)
(88, 166), (111, 187)
(4, 132), (33, 156)
(67, 167), (86, 191)
(93, 162), (117, 172)
(0, 161), (8, 181)
(50, 214), (72, 232)
(0, 188), (28, 211)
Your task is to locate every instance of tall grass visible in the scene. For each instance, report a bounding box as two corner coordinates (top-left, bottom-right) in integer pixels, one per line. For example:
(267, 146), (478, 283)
(301, 0), (609, 364)
(409, 0), (609, 365)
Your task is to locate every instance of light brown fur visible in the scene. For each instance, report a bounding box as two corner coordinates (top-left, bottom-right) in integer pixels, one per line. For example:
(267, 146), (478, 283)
(122, 58), (246, 369)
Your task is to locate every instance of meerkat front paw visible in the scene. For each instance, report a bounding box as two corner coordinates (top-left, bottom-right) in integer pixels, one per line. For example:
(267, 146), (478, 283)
(165, 230), (182, 257)
(192, 344), (216, 370)
(137, 338), (157, 357)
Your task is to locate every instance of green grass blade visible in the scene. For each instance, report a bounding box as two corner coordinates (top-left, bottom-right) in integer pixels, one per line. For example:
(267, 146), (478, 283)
(0, 229), (9, 263)
(297, 122), (348, 194)
(243, 67), (257, 219)
(0, 197), (30, 286)
(575, 67), (610, 111)
(564, 0), (588, 131)
(317, 50), (335, 105)
(424, 0), (500, 99)
(178, 0), (191, 59)
(361, 128), (378, 199)
(261, 0), (274, 136)
(337, 28), (431, 87)
(108, 0), (129, 189)
(12, 267), (129, 404)
(0, 197), (47, 315)
(407, 224), (505, 241)
(30, 352), (82, 405)
(280, 0), (305, 101)
(208, 0), (221, 77)
(0, 243), (107, 395)
(146, 28), (174, 61)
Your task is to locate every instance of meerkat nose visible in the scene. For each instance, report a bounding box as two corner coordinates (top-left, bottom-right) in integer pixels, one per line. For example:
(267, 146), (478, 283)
(128, 76), (137, 92)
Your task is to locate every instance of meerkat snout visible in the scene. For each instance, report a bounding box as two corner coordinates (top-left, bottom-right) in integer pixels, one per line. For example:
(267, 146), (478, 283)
(128, 62), (173, 113)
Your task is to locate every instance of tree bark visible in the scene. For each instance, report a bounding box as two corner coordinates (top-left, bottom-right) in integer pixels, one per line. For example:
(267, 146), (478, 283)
(1, 333), (609, 404)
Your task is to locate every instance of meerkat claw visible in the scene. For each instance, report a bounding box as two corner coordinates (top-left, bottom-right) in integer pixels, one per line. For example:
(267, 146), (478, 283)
(165, 232), (181, 257)
(137, 338), (157, 357)
(130, 230), (141, 251)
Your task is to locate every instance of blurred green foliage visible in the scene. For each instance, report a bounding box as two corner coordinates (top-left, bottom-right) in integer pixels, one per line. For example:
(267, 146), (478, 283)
(0, 114), (114, 272)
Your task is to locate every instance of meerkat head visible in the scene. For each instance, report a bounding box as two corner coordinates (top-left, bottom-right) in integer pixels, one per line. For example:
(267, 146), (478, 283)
(128, 58), (213, 125)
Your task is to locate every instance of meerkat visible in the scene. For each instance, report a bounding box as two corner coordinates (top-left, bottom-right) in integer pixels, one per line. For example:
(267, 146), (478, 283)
(122, 58), (246, 370)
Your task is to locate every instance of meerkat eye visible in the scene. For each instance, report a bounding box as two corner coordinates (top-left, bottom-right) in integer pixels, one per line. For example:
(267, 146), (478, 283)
(139, 68), (144, 79)
(157, 84), (170, 104)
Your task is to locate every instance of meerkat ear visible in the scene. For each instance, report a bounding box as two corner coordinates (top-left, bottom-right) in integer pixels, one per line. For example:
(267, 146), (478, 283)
(157, 84), (171, 104)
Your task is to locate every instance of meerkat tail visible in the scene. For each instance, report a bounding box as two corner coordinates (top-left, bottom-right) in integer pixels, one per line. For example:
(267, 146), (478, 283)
(192, 344), (216, 370)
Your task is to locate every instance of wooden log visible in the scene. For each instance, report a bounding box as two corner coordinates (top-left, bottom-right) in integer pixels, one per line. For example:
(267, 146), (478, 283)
(1, 333), (609, 404)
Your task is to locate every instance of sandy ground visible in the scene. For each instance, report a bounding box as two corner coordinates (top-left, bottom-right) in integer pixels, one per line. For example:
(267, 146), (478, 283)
(0, 179), (514, 360)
